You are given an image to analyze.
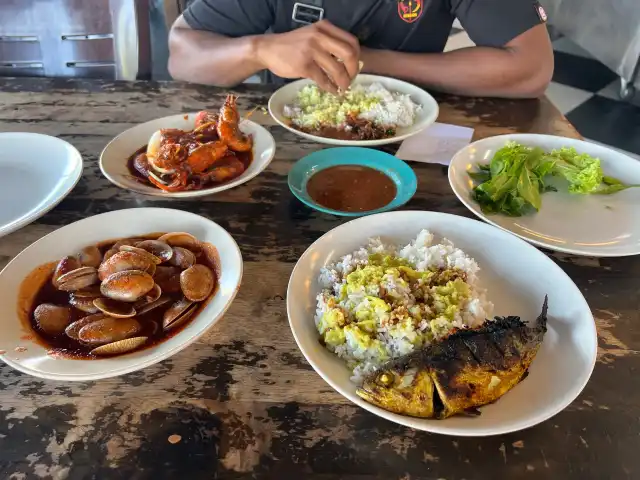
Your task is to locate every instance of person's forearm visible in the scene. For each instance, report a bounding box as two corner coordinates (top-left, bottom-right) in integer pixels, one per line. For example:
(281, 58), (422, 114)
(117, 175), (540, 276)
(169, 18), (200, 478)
(168, 27), (264, 86)
(360, 47), (551, 98)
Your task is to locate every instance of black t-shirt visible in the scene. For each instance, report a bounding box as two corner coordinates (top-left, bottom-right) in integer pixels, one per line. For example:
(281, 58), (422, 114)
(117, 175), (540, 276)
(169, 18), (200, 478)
(183, 0), (545, 83)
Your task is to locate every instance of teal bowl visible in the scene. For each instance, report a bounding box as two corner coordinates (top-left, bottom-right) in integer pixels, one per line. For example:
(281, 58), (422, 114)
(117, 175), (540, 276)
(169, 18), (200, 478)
(288, 147), (418, 217)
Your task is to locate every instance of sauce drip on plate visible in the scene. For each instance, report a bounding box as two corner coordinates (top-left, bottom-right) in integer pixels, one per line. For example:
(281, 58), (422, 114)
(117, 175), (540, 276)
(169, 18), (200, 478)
(306, 165), (397, 213)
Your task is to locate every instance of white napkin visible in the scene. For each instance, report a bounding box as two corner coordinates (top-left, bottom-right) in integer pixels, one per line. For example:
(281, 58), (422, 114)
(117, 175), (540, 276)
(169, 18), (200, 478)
(395, 123), (474, 166)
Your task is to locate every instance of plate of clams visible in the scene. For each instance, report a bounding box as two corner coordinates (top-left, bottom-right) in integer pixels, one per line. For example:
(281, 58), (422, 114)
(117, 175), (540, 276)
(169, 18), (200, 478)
(0, 208), (243, 381)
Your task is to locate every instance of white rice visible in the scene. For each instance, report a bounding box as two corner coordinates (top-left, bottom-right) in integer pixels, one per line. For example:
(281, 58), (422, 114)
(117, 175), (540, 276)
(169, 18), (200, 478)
(356, 83), (419, 127)
(315, 229), (493, 384)
(283, 82), (421, 130)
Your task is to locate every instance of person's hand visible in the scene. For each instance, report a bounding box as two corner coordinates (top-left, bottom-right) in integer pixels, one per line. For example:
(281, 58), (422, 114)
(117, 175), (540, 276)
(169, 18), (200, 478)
(255, 20), (360, 93)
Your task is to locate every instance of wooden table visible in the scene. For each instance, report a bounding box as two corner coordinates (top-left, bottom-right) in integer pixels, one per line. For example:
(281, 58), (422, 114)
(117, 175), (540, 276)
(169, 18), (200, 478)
(0, 77), (636, 480)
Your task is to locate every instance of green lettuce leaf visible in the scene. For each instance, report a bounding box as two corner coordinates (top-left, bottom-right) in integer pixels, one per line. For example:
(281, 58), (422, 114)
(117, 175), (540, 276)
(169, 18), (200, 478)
(517, 166), (541, 211)
(468, 142), (639, 217)
(548, 147), (603, 194)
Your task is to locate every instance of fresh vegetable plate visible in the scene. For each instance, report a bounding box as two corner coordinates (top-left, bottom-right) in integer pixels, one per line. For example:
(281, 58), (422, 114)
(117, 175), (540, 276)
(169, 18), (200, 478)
(449, 134), (640, 257)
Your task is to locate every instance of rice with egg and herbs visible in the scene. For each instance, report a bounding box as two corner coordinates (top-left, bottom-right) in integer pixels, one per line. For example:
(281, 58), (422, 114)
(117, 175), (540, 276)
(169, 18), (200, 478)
(283, 82), (420, 131)
(315, 230), (493, 384)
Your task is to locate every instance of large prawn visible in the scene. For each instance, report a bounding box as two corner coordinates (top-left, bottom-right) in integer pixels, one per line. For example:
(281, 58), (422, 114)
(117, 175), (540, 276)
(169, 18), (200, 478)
(217, 94), (253, 153)
(185, 140), (228, 173)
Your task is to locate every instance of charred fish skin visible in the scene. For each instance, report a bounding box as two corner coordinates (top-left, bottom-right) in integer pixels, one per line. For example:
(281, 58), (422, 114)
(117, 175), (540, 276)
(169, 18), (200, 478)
(356, 296), (548, 419)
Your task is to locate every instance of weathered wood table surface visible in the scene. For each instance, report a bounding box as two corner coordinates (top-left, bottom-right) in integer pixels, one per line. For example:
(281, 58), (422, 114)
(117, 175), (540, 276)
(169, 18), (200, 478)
(0, 77), (637, 480)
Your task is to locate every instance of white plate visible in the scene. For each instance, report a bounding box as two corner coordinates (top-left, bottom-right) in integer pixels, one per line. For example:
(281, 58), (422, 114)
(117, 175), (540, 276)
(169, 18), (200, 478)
(449, 134), (640, 257)
(287, 211), (596, 436)
(100, 113), (276, 198)
(0, 132), (83, 238)
(0, 208), (243, 381)
(268, 74), (439, 146)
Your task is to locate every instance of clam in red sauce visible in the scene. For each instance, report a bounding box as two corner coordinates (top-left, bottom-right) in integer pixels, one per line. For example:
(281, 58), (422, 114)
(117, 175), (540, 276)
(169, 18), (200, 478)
(19, 232), (220, 359)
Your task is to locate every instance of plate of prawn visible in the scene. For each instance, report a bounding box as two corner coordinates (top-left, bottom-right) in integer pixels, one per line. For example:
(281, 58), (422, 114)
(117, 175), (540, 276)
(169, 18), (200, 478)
(100, 95), (276, 197)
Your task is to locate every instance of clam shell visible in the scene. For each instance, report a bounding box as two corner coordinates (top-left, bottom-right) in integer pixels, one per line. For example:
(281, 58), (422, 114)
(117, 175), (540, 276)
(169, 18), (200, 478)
(169, 247), (196, 269)
(72, 285), (102, 298)
(134, 284), (162, 308)
(98, 251), (155, 281)
(135, 240), (173, 263)
(34, 304), (73, 336)
(162, 298), (194, 330)
(163, 303), (198, 332)
(78, 317), (141, 344)
(157, 232), (201, 251)
(103, 248), (119, 263)
(69, 294), (101, 314)
(93, 298), (137, 318)
(100, 270), (155, 303)
(77, 245), (102, 268)
(52, 256), (82, 288)
(112, 238), (144, 250)
(136, 295), (172, 315)
(119, 245), (162, 265)
(148, 321), (160, 336)
(90, 336), (148, 356)
(57, 267), (99, 292)
(180, 264), (215, 302)
(153, 266), (182, 294)
(65, 313), (107, 340)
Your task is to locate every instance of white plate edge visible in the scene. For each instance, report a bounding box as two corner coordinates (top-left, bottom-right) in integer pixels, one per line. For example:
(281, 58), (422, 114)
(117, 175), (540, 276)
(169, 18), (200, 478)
(447, 134), (640, 257)
(0, 207), (244, 381)
(268, 75), (440, 147)
(285, 210), (598, 435)
(0, 133), (84, 238)
(99, 117), (276, 198)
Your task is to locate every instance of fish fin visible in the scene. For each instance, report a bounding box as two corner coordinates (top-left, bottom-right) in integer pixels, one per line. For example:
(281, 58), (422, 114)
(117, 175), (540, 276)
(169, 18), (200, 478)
(432, 383), (446, 418)
(430, 361), (530, 418)
(536, 295), (549, 332)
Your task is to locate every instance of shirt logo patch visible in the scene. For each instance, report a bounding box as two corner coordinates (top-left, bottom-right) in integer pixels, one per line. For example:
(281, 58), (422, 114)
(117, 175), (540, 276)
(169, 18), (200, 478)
(398, 0), (423, 24)
(536, 4), (548, 22)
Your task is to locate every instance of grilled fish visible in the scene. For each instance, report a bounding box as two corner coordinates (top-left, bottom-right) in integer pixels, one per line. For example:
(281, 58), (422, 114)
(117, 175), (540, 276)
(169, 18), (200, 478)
(356, 296), (548, 419)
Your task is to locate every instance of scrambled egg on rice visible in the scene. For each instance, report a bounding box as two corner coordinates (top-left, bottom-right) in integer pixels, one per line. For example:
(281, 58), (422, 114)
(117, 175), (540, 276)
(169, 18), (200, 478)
(315, 231), (492, 383)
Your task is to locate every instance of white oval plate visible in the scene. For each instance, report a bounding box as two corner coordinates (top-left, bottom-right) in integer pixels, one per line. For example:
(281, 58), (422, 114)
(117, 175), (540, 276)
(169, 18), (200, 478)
(268, 74), (439, 146)
(0, 208), (243, 381)
(100, 113), (276, 198)
(449, 134), (640, 257)
(0, 132), (83, 238)
(287, 211), (596, 436)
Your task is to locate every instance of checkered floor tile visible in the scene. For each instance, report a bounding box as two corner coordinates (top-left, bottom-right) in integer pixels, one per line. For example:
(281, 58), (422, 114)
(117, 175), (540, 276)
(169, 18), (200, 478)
(446, 29), (640, 158)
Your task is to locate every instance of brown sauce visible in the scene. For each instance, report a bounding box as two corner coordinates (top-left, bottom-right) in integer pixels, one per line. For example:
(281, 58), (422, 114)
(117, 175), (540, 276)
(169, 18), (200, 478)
(18, 233), (220, 359)
(297, 120), (396, 141)
(306, 165), (397, 213)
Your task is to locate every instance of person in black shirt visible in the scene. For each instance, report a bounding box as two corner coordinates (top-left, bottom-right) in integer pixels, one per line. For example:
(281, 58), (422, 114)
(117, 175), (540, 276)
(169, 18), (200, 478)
(168, 0), (553, 98)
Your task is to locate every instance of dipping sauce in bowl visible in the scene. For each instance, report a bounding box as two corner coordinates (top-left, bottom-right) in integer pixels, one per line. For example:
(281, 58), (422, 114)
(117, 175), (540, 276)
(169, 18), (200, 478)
(288, 147), (417, 217)
(306, 165), (397, 213)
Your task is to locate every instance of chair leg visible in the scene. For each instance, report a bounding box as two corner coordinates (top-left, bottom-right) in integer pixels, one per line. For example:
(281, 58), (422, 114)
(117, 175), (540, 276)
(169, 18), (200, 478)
(618, 56), (640, 102)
